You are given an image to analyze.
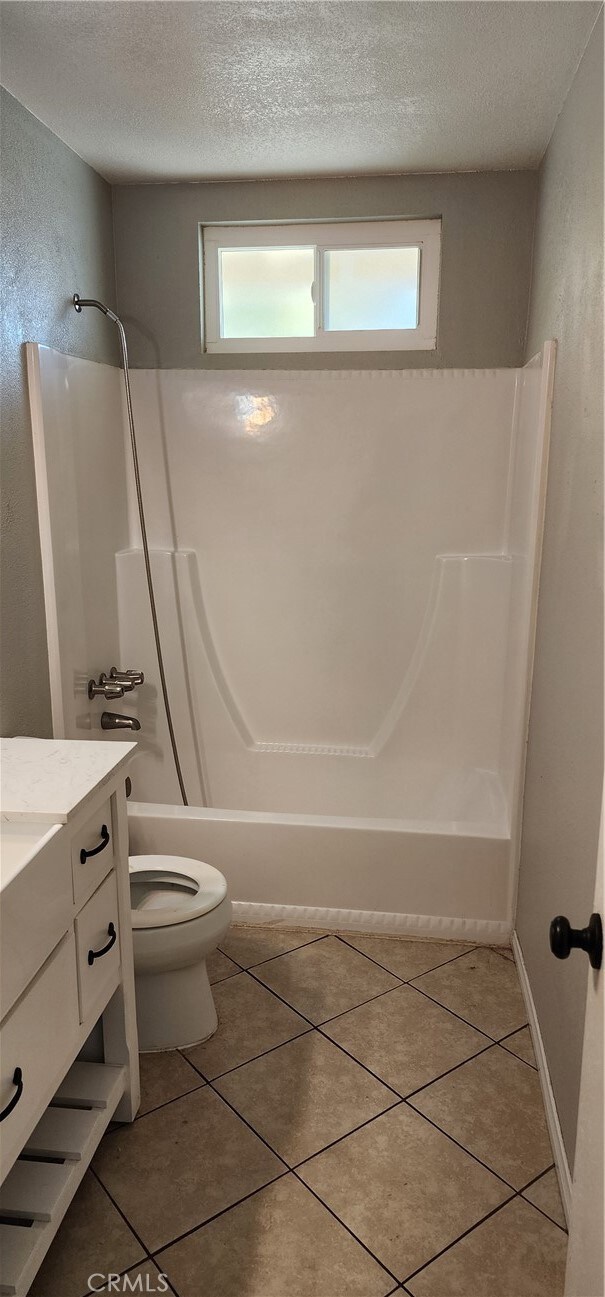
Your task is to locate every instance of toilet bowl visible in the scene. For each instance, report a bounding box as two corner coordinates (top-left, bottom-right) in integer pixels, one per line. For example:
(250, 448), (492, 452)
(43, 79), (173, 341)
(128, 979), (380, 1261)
(129, 854), (232, 1052)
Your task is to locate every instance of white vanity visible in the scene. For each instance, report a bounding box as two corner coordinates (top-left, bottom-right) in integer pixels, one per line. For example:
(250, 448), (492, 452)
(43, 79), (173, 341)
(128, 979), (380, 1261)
(0, 739), (140, 1297)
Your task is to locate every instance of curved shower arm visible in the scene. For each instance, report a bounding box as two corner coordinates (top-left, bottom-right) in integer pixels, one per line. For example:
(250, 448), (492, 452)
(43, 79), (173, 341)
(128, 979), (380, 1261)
(73, 293), (117, 320)
(72, 292), (194, 806)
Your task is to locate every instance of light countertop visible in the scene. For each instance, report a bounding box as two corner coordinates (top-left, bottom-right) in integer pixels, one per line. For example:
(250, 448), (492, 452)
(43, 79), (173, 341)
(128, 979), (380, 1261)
(0, 738), (136, 824)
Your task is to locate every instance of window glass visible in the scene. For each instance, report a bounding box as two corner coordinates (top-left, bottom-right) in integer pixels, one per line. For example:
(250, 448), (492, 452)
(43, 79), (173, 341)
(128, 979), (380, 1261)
(219, 246), (315, 338)
(324, 246), (420, 331)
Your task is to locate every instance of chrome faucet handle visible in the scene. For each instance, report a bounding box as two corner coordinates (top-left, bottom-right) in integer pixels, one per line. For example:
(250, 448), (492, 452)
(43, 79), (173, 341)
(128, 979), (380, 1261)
(109, 667), (145, 688)
(88, 678), (124, 701)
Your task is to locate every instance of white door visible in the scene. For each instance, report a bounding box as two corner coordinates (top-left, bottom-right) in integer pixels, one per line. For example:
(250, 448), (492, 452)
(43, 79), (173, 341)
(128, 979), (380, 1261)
(564, 786), (604, 1297)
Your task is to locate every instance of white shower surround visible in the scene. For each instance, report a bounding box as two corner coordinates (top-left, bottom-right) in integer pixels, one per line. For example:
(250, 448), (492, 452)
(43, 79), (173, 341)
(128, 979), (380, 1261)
(27, 346), (555, 938)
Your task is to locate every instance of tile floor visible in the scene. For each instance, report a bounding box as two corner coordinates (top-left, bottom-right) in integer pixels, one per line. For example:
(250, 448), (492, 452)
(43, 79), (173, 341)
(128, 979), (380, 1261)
(30, 928), (568, 1297)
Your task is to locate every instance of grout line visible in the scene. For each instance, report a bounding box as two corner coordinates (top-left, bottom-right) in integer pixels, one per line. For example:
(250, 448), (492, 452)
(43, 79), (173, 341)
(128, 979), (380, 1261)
(402, 1194), (517, 1284)
(316, 978), (407, 1026)
(518, 1163), (555, 1192)
(404, 980), (499, 1039)
(400, 1043), (495, 1102)
(403, 1161), (566, 1288)
(146, 1080), (399, 1288)
(90, 1166), (153, 1261)
(152, 1169), (291, 1258)
(491, 947), (516, 963)
(407, 978), (527, 1042)
(209, 970), (242, 986)
(516, 1162), (568, 1233)
(220, 931), (330, 972)
(518, 1194), (569, 1235)
(88, 974), (559, 1289)
(248, 965), (409, 1029)
(314, 1028), (406, 1100)
(289, 1098), (404, 1170)
(497, 1039), (538, 1070)
(290, 1169), (401, 1288)
(205, 1083), (292, 1172)
(134, 1078), (207, 1120)
(185, 964), (496, 1104)
(402, 1098), (520, 1193)
(226, 969), (317, 1029)
(179, 1025), (315, 1083)
(140, 1037), (562, 1243)
(407, 1095), (562, 1235)
(335, 935), (482, 981)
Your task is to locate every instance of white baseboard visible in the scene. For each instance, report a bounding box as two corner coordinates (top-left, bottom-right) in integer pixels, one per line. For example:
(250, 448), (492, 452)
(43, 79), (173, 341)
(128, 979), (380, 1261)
(232, 900), (511, 944)
(512, 931), (572, 1224)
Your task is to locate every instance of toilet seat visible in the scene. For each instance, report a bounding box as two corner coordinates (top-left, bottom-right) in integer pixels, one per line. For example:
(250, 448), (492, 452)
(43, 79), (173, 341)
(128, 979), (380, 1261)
(129, 854), (227, 929)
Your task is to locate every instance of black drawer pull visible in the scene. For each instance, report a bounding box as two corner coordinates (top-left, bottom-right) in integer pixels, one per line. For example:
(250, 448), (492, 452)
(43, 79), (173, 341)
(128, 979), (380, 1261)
(0, 1068), (23, 1122)
(80, 824), (110, 864)
(88, 922), (117, 966)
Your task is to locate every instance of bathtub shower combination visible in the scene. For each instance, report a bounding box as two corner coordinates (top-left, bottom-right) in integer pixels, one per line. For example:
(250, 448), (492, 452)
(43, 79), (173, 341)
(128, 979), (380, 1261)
(27, 341), (555, 943)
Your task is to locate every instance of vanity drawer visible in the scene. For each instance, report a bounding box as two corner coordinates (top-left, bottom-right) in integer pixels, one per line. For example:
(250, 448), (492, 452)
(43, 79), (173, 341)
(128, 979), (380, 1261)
(71, 796), (116, 905)
(0, 825), (72, 1018)
(75, 872), (121, 1022)
(0, 931), (80, 1181)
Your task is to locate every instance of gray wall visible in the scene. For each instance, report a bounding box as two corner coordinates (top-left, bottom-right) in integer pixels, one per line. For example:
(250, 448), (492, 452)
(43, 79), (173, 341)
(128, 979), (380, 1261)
(517, 11), (604, 1169)
(112, 170), (537, 370)
(0, 89), (118, 737)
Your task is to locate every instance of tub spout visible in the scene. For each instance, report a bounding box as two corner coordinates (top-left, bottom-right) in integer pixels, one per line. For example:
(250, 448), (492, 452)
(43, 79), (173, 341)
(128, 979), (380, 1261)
(101, 711), (141, 732)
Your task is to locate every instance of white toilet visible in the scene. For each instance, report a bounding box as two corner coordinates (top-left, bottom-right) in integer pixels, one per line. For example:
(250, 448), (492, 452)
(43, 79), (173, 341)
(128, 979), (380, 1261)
(129, 854), (232, 1052)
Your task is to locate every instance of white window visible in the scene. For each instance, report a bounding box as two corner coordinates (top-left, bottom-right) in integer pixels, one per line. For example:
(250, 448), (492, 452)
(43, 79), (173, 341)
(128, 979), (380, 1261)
(201, 219), (441, 354)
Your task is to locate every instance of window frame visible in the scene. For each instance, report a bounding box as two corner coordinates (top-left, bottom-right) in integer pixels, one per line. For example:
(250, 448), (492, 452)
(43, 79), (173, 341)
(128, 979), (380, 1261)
(201, 219), (441, 354)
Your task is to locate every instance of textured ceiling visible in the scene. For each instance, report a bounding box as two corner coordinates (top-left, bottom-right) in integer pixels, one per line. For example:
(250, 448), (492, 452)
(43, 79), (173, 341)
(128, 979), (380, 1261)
(0, 1), (600, 182)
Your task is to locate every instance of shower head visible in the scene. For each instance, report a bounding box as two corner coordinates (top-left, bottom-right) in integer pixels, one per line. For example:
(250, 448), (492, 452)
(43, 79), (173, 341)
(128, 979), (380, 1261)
(73, 293), (118, 323)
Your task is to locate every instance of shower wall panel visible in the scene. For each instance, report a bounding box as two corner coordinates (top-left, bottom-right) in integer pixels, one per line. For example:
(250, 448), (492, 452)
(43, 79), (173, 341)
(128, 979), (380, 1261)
(123, 368), (518, 822)
(26, 345), (128, 740)
(28, 351), (553, 836)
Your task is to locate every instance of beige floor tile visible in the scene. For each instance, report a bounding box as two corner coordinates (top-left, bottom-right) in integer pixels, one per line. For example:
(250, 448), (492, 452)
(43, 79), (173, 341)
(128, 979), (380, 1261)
(215, 1031), (397, 1164)
(93, 1087), (283, 1251)
(323, 984), (489, 1096)
(412, 947), (527, 1038)
(409, 1046), (553, 1189)
(500, 1025), (537, 1068)
(207, 947), (240, 983)
(28, 1171), (145, 1297)
(342, 934), (475, 981)
(298, 1103), (509, 1279)
(522, 1168), (567, 1229)
(94, 1260), (176, 1295)
(407, 1197), (567, 1296)
(158, 1174), (394, 1297)
(220, 925), (323, 968)
(137, 1049), (205, 1116)
(183, 972), (309, 1078)
(254, 936), (400, 1024)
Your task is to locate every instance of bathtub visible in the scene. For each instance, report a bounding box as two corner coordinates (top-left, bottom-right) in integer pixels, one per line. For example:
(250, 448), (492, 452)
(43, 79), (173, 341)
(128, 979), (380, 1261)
(29, 346), (555, 950)
(128, 800), (512, 944)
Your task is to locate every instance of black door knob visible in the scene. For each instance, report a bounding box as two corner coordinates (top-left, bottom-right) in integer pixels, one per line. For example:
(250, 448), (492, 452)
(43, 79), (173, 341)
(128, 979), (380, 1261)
(550, 913), (602, 970)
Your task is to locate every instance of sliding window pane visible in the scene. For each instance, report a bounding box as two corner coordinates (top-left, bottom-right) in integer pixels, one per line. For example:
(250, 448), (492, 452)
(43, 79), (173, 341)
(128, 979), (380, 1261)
(324, 246), (420, 332)
(219, 247), (315, 338)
